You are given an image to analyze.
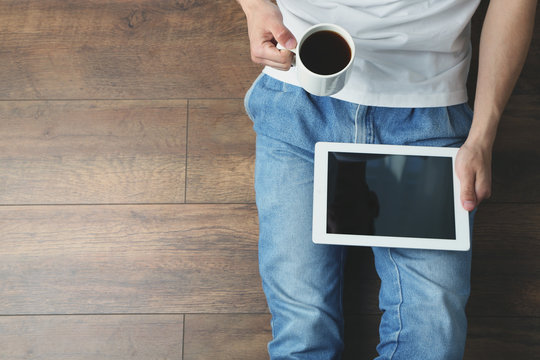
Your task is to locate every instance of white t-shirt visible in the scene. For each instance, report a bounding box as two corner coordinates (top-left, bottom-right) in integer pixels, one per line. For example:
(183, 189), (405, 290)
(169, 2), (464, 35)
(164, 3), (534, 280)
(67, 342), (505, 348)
(263, 0), (481, 107)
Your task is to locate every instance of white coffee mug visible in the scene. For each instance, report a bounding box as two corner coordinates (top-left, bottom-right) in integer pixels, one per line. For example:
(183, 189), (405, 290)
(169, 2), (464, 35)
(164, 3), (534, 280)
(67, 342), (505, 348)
(293, 24), (355, 96)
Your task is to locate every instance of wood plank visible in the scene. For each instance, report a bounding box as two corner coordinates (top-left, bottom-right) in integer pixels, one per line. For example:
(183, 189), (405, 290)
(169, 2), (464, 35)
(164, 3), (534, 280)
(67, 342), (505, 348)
(0, 0), (261, 100)
(343, 247), (381, 316)
(186, 100), (255, 203)
(468, 203), (540, 317)
(0, 315), (183, 360)
(0, 204), (267, 314)
(183, 314), (271, 360)
(512, 4), (540, 96)
(464, 317), (540, 360)
(343, 315), (380, 359)
(0, 100), (186, 204)
(490, 95), (540, 203)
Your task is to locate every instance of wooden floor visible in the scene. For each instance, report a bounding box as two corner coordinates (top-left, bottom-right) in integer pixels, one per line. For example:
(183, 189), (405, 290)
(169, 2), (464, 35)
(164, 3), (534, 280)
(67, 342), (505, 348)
(0, 1), (538, 359)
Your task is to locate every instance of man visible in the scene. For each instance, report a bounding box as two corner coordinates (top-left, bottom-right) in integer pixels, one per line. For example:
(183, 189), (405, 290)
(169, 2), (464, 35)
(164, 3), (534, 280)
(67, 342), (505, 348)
(237, 0), (536, 358)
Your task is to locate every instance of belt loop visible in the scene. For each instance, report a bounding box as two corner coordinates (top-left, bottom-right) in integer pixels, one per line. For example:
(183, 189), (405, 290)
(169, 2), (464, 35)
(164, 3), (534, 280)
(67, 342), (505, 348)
(354, 104), (361, 144)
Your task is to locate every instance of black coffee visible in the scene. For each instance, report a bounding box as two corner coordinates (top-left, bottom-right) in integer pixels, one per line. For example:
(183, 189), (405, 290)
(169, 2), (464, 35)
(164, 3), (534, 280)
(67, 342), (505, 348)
(299, 30), (351, 75)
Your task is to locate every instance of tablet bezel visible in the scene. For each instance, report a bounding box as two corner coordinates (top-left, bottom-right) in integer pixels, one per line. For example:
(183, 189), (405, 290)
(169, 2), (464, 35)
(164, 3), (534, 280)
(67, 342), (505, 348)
(313, 142), (470, 251)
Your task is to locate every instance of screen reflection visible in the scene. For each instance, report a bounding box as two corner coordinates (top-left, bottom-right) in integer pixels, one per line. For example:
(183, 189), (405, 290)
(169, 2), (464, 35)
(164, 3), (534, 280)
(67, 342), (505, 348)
(327, 152), (456, 240)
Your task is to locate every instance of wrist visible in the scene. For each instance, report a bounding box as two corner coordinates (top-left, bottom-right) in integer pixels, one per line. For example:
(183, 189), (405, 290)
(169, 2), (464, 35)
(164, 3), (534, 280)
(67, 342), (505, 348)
(466, 118), (499, 151)
(466, 99), (503, 150)
(237, 0), (271, 15)
(465, 132), (495, 152)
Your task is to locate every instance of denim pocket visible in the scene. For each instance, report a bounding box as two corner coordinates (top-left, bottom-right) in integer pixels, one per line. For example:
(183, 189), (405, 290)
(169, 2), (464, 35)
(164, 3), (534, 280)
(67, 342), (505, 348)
(445, 103), (474, 147)
(463, 102), (474, 118)
(243, 73), (264, 122)
(370, 104), (473, 147)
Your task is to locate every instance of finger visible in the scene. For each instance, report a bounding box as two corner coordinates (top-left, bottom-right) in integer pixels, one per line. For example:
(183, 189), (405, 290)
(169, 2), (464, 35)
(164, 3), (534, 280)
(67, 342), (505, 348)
(270, 23), (297, 50)
(252, 44), (295, 70)
(474, 170), (492, 204)
(459, 170), (477, 212)
(256, 57), (294, 70)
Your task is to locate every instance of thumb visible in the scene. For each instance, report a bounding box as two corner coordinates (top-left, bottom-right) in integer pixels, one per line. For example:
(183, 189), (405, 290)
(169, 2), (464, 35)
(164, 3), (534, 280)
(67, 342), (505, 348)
(269, 21), (296, 49)
(460, 172), (477, 212)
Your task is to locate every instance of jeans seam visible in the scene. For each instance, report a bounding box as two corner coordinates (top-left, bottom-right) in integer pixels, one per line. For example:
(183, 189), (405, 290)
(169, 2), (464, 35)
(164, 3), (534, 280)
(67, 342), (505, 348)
(244, 73), (264, 121)
(365, 106), (374, 144)
(354, 104), (361, 143)
(387, 248), (403, 360)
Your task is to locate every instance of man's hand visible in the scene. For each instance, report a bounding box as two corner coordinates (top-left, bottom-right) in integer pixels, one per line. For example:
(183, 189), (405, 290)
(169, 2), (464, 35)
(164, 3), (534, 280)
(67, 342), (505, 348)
(456, 140), (493, 212)
(238, 0), (297, 70)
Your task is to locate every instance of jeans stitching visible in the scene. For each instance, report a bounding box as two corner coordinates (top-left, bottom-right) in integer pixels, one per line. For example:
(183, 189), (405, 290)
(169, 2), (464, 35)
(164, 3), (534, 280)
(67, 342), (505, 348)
(353, 104), (361, 143)
(365, 106), (374, 144)
(387, 248), (404, 360)
(244, 73), (266, 122)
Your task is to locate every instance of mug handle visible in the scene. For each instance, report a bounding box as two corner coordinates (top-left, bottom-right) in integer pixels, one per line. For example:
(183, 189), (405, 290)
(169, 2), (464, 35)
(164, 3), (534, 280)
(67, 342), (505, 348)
(277, 43), (297, 67)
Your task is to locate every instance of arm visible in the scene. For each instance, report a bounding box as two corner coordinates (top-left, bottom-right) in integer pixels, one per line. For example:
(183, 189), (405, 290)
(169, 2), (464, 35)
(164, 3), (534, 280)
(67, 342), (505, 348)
(456, 0), (537, 211)
(236, 0), (297, 70)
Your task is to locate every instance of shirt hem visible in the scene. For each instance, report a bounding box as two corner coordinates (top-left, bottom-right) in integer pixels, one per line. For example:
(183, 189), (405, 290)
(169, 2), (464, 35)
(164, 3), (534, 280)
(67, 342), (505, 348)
(262, 67), (469, 108)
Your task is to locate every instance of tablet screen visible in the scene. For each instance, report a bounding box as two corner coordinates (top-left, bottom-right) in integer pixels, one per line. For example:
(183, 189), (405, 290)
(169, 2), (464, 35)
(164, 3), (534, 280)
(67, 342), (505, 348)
(327, 152), (456, 240)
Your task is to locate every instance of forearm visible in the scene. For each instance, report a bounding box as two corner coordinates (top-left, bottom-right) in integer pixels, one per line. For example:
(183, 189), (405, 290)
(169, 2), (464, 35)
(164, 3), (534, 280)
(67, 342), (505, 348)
(469, 0), (537, 149)
(236, 0), (271, 14)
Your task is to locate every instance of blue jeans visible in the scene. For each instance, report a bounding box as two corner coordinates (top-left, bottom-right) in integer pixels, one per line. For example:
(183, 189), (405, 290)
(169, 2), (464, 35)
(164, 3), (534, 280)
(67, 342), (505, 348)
(245, 74), (474, 360)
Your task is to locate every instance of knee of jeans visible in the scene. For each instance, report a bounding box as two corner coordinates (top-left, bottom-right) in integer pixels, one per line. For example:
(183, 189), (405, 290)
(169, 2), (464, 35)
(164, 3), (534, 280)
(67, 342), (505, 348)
(258, 238), (345, 318)
(383, 286), (468, 358)
(401, 248), (471, 291)
(258, 243), (331, 303)
(268, 304), (345, 358)
(412, 284), (469, 330)
(409, 266), (471, 313)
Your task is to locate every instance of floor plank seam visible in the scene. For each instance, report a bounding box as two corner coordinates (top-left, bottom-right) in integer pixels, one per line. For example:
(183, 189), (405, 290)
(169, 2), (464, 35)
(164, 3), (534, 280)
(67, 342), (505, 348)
(0, 202), (258, 207)
(0, 314), (193, 317)
(185, 99), (190, 205)
(0, 97), (248, 102)
(181, 314), (185, 360)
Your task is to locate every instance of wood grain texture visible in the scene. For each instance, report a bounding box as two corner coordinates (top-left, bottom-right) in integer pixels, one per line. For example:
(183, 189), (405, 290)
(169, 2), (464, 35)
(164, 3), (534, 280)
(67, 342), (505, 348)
(0, 204), (267, 314)
(512, 4), (540, 96)
(183, 314), (271, 360)
(0, 100), (187, 204)
(468, 203), (540, 317)
(0, 315), (183, 360)
(0, 0), (261, 100)
(343, 315), (380, 359)
(464, 317), (540, 360)
(343, 247), (381, 316)
(490, 95), (540, 203)
(186, 99), (255, 203)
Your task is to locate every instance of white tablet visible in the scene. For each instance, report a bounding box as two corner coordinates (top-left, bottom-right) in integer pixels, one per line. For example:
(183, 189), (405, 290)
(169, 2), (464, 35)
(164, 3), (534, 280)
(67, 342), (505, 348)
(313, 142), (470, 251)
